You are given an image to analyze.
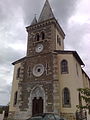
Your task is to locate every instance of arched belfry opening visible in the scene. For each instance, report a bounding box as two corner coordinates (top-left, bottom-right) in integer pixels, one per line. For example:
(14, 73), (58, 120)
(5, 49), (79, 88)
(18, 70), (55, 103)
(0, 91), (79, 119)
(41, 32), (45, 40)
(29, 86), (45, 116)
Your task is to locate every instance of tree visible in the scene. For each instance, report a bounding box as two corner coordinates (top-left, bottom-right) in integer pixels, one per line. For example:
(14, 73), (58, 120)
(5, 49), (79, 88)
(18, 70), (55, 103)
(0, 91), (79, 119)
(76, 88), (90, 114)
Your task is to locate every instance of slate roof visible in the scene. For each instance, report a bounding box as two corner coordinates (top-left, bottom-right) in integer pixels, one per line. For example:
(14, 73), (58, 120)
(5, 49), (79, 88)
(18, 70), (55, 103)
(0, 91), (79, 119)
(38, 0), (55, 22)
(31, 16), (37, 25)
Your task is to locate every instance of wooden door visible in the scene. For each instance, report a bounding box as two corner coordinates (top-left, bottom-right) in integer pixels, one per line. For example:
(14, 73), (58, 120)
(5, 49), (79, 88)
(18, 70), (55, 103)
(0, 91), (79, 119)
(38, 97), (43, 114)
(32, 97), (38, 116)
(32, 97), (43, 116)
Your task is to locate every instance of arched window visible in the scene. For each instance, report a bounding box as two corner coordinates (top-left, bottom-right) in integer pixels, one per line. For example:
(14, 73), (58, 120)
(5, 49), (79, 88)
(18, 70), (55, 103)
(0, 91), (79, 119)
(61, 60), (68, 74)
(36, 33), (40, 41)
(17, 68), (20, 78)
(41, 32), (45, 40)
(63, 88), (71, 107)
(14, 91), (18, 105)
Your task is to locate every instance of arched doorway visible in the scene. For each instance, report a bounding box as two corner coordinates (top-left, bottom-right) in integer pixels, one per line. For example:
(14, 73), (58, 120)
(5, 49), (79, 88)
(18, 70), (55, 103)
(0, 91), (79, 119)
(32, 97), (43, 115)
(29, 86), (45, 116)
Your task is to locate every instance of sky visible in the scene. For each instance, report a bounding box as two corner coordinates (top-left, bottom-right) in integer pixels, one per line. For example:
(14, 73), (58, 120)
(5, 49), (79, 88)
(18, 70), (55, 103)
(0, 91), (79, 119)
(0, 0), (90, 105)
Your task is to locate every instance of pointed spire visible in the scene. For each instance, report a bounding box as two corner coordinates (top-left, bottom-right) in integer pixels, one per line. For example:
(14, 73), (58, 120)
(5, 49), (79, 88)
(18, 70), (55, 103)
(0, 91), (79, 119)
(31, 15), (37, 25)
(38, 0), (55, 22)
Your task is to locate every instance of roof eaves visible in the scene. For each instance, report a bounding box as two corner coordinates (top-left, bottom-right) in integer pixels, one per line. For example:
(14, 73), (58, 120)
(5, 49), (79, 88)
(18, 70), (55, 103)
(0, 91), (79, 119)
(54, 50), (84, 65)
(72, 51), (84, 66)
(82, 69), (90, 80)
(12, 57), (27, 65)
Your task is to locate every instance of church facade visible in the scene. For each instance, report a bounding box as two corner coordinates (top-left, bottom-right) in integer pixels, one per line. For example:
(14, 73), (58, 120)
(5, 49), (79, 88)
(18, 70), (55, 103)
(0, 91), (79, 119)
(9, 0), (90, 120)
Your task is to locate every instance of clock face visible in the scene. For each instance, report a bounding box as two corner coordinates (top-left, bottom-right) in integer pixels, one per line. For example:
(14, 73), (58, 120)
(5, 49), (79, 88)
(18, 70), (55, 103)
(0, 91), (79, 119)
(35, 44), (43, 53)
(33, 64), (44, 77)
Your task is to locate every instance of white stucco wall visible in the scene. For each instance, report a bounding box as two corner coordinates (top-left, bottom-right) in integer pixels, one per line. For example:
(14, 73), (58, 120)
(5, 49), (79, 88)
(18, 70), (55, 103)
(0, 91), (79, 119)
(82, 72), (90, 88)
(57, 53), (84, 113)
(9, 63), (21, 112)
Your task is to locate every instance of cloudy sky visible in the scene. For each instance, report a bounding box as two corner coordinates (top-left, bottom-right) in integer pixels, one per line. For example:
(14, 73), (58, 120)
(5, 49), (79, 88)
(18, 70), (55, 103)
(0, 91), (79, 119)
(0, 0), (90, 105)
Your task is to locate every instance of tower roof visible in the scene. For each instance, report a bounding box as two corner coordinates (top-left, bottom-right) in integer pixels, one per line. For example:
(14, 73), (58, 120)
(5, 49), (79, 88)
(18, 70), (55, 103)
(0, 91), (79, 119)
(38, 0), (55, 22)
(31, 16), (37, 25)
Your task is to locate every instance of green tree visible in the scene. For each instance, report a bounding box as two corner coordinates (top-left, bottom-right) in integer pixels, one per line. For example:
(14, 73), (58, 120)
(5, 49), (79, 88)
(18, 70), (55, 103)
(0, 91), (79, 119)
(76, 88), (90, 114)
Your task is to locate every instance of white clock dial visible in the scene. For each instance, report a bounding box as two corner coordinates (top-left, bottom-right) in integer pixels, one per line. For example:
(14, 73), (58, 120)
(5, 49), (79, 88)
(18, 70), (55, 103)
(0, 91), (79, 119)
(33, 64), (44, 77)
(35, 44), (43, 53)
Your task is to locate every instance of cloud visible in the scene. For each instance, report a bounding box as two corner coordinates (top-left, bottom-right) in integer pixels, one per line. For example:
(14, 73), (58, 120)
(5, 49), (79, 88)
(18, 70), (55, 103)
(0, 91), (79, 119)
(0, 0), (27, 105)
(51, 0), (80, 28)
(0, 84), (11, 94)
(0, 83), (11, 105)
(17, 0), (80, 26)
(64, 0), (90, 76)
(65, 23), (90, 49)
(0, 48), (23, 65)
(0, 0), (27, 65)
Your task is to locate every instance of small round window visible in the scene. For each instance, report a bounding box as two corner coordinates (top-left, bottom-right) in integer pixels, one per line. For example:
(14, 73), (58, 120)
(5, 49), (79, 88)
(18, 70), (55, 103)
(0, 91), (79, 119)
(33, 64), (44, 77)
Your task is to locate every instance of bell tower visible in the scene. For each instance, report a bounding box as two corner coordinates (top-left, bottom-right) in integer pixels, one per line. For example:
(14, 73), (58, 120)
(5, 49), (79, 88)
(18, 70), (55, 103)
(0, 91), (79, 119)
(9, 0), (65, 119)
(26, 0), (65, 57)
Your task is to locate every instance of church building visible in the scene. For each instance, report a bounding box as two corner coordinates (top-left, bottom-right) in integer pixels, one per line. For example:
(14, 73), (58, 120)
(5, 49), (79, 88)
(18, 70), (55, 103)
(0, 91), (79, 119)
(9, 0), (90, 120)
